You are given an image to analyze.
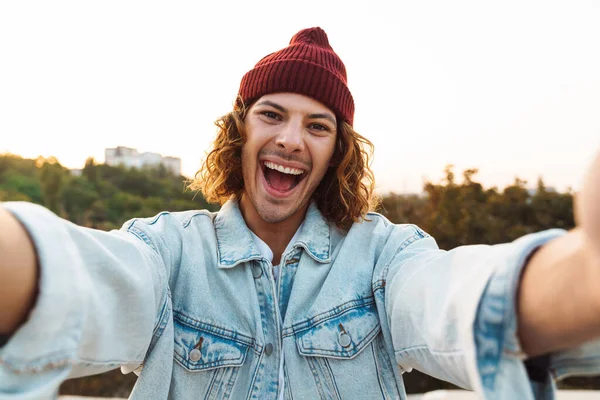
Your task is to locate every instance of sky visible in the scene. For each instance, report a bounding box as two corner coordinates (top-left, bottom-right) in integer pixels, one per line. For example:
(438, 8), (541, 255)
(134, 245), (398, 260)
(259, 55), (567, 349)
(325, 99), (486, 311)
(0, 0), (599, 194)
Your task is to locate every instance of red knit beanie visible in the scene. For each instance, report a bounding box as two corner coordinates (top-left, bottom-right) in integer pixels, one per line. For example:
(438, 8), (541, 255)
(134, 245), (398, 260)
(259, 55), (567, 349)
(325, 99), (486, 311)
(238, 27), (355, 126)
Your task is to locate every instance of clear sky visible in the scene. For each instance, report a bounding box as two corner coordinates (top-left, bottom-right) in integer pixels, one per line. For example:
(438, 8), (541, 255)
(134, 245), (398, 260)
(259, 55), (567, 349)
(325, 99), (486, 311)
(1, 1), (598, 194)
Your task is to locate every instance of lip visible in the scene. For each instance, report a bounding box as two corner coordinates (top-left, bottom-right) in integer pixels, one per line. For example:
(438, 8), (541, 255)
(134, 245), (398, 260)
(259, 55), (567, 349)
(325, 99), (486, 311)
(259, 156), (309, 173)
(259, 160), (308, 199)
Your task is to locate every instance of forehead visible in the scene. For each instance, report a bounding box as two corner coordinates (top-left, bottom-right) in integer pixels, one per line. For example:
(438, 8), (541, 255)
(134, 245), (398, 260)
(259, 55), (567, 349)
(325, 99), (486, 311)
(253, 93), (336, 118)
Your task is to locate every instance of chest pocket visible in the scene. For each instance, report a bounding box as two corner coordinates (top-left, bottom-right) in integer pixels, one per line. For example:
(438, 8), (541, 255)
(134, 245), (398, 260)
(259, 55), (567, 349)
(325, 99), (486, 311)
(295, 299), (380, 359)
(293, 299), (400, 399)
(173, 312), (253, 400)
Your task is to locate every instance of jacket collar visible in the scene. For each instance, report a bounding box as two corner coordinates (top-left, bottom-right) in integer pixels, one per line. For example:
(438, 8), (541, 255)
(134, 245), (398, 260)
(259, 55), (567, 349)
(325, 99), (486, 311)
(214, 199), (331, 268)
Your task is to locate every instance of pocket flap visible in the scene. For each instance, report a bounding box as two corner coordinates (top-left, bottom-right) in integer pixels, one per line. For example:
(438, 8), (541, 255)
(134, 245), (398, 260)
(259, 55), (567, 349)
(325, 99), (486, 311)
(173, 313), (251, 371)
(295, 299), (381, 359)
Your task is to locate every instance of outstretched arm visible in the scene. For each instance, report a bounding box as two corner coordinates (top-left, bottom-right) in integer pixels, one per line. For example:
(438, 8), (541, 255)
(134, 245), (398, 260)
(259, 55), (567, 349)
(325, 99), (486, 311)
(0, 207), (38, 334)
(0, 202), (170, 397)
(518, 150), (600, 357)
(382, 150), (600, 398)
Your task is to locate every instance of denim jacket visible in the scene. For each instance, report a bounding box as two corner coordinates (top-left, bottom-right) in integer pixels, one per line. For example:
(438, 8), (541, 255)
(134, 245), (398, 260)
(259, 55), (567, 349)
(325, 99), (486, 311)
(1, 200), (600, 400)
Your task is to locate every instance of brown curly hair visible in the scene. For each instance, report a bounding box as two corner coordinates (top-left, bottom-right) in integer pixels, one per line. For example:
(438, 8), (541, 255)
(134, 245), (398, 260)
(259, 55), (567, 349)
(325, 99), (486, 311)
(188, 101), (377, 230)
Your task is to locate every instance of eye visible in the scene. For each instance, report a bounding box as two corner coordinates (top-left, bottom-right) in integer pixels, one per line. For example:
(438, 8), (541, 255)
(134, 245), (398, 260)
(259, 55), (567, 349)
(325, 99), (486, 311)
(308, 123), (330, 133)
(260, 111), (282, 121)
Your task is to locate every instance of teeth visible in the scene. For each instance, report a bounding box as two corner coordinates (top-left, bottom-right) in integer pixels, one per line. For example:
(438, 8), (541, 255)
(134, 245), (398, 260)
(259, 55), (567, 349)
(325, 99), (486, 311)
(264, 161), (304, 175)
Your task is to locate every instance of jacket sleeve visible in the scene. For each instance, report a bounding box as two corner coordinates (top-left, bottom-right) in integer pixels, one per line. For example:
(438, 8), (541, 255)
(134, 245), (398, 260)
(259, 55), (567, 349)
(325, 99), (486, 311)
(383, 225), (582, 399)
(0, 202), (170, 399)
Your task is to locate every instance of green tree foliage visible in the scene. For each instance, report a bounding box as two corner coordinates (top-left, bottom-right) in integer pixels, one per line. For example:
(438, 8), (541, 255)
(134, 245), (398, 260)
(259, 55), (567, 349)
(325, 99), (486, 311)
(381, 166), (575, 250)
(0, 155), (594, 395)
(61, 175), (99, 225)
(0, 154), (42, 203)
(38, 157), (66, 214)
(0, 154), (216, 230)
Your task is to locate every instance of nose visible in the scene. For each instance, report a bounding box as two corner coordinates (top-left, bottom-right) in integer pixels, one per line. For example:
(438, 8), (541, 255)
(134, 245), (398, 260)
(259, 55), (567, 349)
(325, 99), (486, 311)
(275, 120), (304, 153)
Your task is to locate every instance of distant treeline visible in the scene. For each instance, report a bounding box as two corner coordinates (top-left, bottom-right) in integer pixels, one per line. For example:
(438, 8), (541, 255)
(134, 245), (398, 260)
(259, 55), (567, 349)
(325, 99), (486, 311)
(379, 166), (575, 250)
(0, 154), (216, 230)
(0, 154), (595, 395)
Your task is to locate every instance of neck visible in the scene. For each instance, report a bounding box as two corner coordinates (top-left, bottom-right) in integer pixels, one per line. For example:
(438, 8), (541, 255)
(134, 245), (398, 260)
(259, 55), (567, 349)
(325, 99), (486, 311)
(239, 195), (307, 265)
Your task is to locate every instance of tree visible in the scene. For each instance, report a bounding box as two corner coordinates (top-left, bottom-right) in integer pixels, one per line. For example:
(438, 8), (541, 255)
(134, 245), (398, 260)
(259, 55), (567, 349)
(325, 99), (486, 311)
(38, 157), (66, 214)
(82, 157), (98, 184)
(62, 175), (99, 225)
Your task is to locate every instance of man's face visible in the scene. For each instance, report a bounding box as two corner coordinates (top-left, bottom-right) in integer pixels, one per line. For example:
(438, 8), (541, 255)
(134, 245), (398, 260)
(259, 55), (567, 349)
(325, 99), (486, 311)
(240, 92), (338, 224)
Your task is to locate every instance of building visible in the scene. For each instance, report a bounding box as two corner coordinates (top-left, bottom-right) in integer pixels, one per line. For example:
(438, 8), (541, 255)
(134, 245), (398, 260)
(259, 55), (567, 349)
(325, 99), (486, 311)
(104, 146), (139, 169)
(161, 156), (182, 176)
(104, 146), (182, 176)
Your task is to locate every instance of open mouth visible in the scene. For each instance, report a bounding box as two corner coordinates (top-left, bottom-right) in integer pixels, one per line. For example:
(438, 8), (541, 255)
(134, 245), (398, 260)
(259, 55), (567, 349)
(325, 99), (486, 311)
(260, 160), (307, 194)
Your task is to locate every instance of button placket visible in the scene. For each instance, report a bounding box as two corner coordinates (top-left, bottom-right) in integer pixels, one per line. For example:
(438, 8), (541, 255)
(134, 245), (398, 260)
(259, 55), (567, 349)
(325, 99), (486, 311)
(252, 263), (263, 279)
(250, 258), (281, 397)
(264, 343), (274, 356)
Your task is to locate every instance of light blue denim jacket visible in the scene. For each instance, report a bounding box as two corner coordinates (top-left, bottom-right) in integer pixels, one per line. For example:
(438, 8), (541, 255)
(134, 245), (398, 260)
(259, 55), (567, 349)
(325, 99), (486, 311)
(1, 200), (600, 399)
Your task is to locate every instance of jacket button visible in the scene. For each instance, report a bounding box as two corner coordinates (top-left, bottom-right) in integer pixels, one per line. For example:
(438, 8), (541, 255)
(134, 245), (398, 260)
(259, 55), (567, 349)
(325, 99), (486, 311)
(189, 348), (202, 362)
(265, 343), (274, 356)
(338, 332), (352, 348)
(252, 264), (263, 279)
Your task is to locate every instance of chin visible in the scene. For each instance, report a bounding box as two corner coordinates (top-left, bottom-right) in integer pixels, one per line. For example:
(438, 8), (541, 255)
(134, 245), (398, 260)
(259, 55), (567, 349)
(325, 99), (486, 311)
(256, 204), (296, 224)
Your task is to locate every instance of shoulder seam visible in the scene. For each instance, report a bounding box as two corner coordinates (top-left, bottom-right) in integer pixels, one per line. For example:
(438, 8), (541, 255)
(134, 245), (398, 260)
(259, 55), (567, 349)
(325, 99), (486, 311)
(374, 228), (431, 292)
(182, 210), (213, 228)
(126, 224), (159, 253)
(127, 211), (171, 227)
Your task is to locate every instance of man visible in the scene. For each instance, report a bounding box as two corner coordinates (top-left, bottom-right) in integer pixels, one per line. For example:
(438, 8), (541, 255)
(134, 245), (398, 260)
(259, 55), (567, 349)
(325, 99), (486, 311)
(1, 27), (600, 399)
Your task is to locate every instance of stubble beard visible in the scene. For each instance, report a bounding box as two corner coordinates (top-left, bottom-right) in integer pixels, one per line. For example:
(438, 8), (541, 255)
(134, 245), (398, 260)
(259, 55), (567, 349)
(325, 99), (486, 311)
(245, 174), (316, 225)
(253, 197), (297, 224)
(241, 147), (321, 224)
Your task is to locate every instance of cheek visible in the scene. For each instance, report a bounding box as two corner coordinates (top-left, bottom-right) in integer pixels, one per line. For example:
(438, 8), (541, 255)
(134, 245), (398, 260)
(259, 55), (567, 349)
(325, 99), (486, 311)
(245, 119), (274, 143)
(240, 146), (255, 180)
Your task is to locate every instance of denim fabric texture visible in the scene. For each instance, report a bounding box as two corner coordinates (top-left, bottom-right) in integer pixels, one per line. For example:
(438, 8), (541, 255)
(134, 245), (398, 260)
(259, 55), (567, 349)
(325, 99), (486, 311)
(1, 200), (599, 399)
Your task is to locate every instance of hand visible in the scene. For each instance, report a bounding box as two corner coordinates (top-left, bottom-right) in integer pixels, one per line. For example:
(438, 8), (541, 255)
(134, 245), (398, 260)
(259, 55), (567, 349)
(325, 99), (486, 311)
(576, 149), (600, 259)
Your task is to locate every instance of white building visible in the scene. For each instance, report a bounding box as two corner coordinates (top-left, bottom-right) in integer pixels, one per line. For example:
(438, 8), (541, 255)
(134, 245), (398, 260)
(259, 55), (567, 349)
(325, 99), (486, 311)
(104, 146), (182, 176)
(162, 156), (182, 176)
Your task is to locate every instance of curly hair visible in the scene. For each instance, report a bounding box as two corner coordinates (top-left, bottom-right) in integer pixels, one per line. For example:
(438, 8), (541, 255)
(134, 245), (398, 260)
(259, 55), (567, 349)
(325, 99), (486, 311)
(188, 102), (378, 230)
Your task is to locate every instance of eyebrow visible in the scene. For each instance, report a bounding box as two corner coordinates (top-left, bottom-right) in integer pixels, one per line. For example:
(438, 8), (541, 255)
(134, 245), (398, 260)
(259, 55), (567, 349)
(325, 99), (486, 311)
(308, 113), (337, 126)
(256, 100), (337, 126)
